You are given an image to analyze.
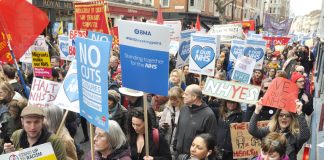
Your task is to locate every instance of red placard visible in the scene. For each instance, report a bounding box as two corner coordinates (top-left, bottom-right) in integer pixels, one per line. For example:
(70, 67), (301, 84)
(263, 37), (291, 56)
(261, 77), (299, 113)
(74, 3), (109, 34)
(0, 0), (49, 62)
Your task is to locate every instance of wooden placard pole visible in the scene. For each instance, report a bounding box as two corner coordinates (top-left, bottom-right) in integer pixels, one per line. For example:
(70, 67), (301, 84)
(56, 110), (69, 136)
(143, 93), (150, 157)
(90, 123), (95, 160)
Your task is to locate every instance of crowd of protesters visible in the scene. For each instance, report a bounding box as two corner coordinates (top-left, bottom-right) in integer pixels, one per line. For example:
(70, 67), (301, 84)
(0, 32), (320, 160)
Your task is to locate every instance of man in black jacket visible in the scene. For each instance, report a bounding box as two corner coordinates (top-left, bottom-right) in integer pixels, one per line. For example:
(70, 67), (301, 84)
(173, 84), (217, 156)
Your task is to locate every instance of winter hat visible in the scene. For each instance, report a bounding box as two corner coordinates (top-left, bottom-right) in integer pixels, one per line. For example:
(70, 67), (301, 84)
(290, 72), (305, 83)
(118, 87), (144, 97)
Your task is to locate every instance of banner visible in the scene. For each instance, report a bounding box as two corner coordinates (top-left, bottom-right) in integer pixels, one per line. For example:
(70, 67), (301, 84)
(203, 77), (261, 104)
(29, 78), (61, 107)
(230, 121), (269, 159)
(0, 0), (49, 61)
(261, 77), (299, 113)
(263, 36), (290, 55)
(189, 33), (220, 76)
(0, 142), (57, 160)
(231, 56), (256, 84)
(118, 20), (170, 96)
(208, 24), (243, 42)
(74, 3), (109, 34)
(68, 30), (87, 59)
(176, 29), (196, 68)
(230, 39), (245, 62)
(75, 37), (110, 131)
(264, 14), (293, 36)
(58, 35), (69, 60)
(54, 60), (80, 113)
(244, 39), (267, 69)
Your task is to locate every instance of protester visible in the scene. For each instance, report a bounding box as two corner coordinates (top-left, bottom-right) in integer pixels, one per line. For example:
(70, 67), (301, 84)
(85, 120), (131, 160)
(282, 50), (298, 79)
(250, 69), (264, 86)
(215, 100), (243, 160)
(177, 133), (216, 160)
(7, 99), (27, 132)
(291, 72), (314, 115)
(2, 64), (27, 98)
(108, 89), (128, 134)
(173, 84), (217, 157)
(295, 65), (311, 95)
(159, 87), (184, 147)
(43, 105), (78, 160)
(248, 98), (311, 160)
(127, 107), (171, 160)
(169, 69), (186, 90)
(253, 132), (289, 160)
(151, 94), (169, 119)
(3, 105), (67, 159)
(50, 56), (60, 69)
(183, 65), (199, 86)
(109, 56), (121, 80)
(267, 68), (277, 79)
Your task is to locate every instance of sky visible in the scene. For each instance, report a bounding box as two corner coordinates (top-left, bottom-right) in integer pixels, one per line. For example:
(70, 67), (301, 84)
(290, 0), (323, 16)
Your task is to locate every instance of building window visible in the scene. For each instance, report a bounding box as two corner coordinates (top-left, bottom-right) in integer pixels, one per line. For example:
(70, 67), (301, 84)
(190, 0), (194, 7)
(160, 0), (169, 7)
(270, 7), (272, 13)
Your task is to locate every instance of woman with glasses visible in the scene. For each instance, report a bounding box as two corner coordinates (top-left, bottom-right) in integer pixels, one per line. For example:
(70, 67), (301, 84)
(291, 72), (314, 116)
(254, 132), (289, 160)
(215, 100), (243, 160)
(85, 120), (131, 160)
(248, 98), (310, 160)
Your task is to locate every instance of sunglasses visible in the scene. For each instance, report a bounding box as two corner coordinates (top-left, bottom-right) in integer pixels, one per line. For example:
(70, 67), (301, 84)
(279, 113), (292, 118)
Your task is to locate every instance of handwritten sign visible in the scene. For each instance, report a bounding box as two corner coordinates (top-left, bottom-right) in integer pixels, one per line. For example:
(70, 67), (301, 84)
(76, 37), (110, 131)
(244, 39), (266, 69)
(54, 60), (80, 113)
(28, 78), (61, 107)
(230, 121), (269, 159)
(68, 30), (87, 58)
(189, 33), (220, 76)
(176, 29), (195, 68)
(203, 77), (261, 104)
(261, 77), (299, 112)
(262, 37), (290, 56)
(0, 142), (57, 160)
(231, 56), (256, 84)
(74, 3), (109, 33)
(208, 23), (243, 42)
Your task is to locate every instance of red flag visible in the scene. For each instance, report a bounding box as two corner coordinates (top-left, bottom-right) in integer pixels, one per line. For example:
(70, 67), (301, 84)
(157, 5), (164, 24)
(195, 15), (201, 31)
(0, 0), (49, 62)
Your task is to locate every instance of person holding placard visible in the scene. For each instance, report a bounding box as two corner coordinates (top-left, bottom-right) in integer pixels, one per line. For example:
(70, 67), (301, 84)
(3, 105), (67, 159)
(127, 107), (171, 160)
(85, 120), (131, 160)
(215, 100), (243, 160)
(248, 98), (310, 160)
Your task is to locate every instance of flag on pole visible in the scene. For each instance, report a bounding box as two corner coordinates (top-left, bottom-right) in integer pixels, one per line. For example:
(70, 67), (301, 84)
(195, 15), (201, 31)
(0, 0), (49, 62)
(157, 5), (164, 24)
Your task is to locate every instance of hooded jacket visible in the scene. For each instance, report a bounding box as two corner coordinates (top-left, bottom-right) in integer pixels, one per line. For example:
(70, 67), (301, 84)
(173, 103), (217, 155)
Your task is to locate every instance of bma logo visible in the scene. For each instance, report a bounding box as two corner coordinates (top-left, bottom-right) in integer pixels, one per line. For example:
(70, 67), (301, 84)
(134, 29), (151, 36)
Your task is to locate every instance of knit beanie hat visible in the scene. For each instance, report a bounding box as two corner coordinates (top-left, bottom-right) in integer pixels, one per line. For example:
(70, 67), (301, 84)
(290, 72), (304, 83)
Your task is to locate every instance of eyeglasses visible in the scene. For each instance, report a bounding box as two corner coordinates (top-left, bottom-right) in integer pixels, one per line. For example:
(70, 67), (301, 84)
(279, 113), (292, 118)
(296, 80), (305, 83)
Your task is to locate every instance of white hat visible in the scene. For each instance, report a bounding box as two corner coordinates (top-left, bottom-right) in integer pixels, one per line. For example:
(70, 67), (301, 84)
(118, 87), (144, 97)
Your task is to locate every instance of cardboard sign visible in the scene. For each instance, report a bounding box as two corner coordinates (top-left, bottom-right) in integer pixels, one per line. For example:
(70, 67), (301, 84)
(189, 33), (220, 76)
(29, 78), (61, 107)
(118, 20), (170, 96)
(74, 3), (109, 34)
(230, 121), (269, 159)
(176, 29), (196, 68)
(231, 56), (256, 84)
(230, 39), (245, 62)
(75, 37), (111, 132)
(244, 39), (267, 69)
(54, 60), (80, 113)
(0, 142), (57, 159)
(203, 77), (261, 104)
(261, 77), (299, 112)
(208, 23), (243, 42)
(169, 40), (179, 56)
(68, 30), (87, 59)
(31, 37), (52, 77)
(58, 35), (70, 60)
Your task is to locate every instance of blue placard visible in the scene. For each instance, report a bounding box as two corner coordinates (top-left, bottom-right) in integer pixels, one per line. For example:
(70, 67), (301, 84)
(118, 20), (170, 96)
(75, 37), (111, 132)
(88, 31), (113, 43)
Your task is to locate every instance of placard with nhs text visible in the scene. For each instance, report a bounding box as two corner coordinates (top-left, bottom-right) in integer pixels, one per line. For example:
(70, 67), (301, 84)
(118, 20), (170, 96)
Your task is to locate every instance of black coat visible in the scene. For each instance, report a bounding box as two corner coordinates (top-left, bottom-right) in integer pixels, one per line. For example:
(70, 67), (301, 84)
(298, 90), (314, 116)
(174, 103), (217, 155)
(129, 97), (159, 128)
(110, 103), (128, 134)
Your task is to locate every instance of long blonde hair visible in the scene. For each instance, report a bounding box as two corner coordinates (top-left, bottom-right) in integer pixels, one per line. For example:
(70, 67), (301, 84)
(169, 69), (185, 86)
(268, 109), (300, 137)
(166, 86), (184, 108)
